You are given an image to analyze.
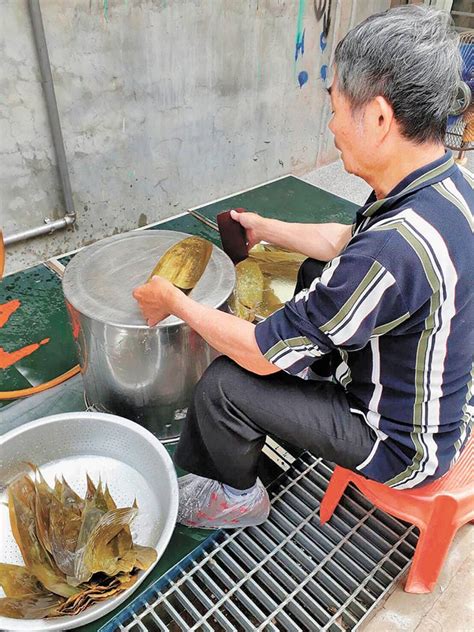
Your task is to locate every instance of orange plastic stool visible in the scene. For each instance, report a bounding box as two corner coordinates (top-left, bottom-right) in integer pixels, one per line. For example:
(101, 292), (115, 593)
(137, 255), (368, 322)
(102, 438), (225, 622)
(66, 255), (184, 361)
(320, 438), (474, 593)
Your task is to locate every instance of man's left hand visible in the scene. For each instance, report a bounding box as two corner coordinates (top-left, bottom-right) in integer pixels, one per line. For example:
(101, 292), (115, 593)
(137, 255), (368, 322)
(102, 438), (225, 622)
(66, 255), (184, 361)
(133, 276), (177, 326)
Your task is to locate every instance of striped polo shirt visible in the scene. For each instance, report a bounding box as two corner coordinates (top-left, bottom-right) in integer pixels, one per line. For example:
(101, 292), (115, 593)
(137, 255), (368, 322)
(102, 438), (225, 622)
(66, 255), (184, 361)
(255, 152), (473, 489)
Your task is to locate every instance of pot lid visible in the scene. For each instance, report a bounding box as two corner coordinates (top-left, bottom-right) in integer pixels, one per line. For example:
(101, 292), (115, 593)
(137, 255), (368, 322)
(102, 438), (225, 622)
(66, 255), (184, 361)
(62, 230), (236, 328)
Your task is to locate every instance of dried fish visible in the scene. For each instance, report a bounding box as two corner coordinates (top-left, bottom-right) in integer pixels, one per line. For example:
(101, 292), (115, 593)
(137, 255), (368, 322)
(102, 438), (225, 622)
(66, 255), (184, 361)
(147, 236), (212, 289)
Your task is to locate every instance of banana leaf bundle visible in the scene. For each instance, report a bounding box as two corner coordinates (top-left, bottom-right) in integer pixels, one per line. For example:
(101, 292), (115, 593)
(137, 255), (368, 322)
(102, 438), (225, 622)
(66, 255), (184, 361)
(147, 236), (213, 289)
(228, 259), (265, 321)
(230, 245), (306, 322)
(0, 468), (157, 620)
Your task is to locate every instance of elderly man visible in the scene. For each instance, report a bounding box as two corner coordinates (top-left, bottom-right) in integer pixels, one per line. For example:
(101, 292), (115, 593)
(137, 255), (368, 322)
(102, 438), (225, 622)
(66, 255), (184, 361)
(134, 5), (473, 529)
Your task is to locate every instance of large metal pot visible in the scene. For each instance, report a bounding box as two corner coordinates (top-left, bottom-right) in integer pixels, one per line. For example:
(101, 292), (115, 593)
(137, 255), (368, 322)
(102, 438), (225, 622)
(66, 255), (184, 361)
(62, 230), (235, 442)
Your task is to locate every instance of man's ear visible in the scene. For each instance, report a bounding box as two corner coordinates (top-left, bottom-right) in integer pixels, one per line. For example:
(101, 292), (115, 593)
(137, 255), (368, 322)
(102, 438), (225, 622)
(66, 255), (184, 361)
(365, 96), (394, 143)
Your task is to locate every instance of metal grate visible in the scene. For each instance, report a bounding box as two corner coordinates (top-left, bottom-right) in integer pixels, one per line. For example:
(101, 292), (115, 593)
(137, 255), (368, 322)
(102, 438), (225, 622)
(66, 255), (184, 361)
(103, 450), (418, 631)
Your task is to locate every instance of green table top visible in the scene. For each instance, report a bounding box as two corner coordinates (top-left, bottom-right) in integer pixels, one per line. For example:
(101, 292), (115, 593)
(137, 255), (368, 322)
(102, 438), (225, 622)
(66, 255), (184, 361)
(0, 175), (359, 631)
(0, 264), (78, 408)
(190, 175), (357, 226)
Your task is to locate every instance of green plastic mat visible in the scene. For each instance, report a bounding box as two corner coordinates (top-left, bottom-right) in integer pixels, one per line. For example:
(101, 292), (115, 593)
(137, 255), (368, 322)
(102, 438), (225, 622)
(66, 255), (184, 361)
(190, 175), (358, 226)
(0, 264), (78, 408)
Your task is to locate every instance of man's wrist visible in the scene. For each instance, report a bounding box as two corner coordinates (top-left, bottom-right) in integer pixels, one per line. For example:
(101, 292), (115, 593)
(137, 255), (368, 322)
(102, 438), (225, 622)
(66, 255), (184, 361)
(167, 283), (183, 313)
(262, 217), (282, 243)
(254, 214), (270, 242)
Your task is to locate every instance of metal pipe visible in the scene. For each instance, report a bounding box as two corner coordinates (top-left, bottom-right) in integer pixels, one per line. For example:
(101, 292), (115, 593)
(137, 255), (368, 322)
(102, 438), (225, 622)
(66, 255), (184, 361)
(3, 0), (76, 248)
(3, 215), (76, 246)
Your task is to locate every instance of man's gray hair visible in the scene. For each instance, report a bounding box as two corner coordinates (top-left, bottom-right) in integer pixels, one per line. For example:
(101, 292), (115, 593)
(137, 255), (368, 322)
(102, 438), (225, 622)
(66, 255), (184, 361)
(334, 5), (461, 144)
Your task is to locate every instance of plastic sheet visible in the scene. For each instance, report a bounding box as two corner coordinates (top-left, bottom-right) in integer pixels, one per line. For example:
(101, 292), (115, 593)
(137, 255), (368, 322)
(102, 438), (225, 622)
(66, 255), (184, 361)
(177, 474), (270, 530)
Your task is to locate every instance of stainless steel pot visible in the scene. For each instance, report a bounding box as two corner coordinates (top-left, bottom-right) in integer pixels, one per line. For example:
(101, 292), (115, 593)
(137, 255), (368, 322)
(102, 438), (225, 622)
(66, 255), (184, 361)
(62, 230), (235, 442)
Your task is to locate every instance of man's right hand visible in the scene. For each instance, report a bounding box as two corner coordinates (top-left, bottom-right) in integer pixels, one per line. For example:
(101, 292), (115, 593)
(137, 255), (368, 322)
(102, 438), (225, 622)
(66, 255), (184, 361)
(230, 210), (266, 250)
(230, 210), (352, 261)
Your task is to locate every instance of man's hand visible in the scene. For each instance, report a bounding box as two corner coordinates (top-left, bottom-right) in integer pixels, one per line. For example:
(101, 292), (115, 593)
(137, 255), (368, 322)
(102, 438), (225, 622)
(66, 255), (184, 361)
(133, 276), (177, 326)
(230, 210), (352, 260)
(133, 272), (277, 375)
(230, 210), (266, 249)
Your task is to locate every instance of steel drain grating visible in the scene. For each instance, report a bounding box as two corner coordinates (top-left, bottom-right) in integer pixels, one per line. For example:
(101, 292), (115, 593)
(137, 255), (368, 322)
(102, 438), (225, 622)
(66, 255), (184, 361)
(103, 450), (418, 631)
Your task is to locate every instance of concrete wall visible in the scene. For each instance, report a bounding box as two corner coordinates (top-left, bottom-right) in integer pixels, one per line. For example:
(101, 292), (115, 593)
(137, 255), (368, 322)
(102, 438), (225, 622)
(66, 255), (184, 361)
(0, 0), (389, 274)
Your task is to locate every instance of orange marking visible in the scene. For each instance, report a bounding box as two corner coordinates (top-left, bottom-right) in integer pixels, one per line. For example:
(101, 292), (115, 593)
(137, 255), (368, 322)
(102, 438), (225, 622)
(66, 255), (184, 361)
(0, 299), (51, 369)
(0, 299), (21, 327)
(66, 303), (80, 339)
(0, 338), (50, 370)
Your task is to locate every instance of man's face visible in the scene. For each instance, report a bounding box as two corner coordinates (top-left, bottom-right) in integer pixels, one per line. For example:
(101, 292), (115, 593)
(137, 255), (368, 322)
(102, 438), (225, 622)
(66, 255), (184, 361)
(327, 78), (370, 177)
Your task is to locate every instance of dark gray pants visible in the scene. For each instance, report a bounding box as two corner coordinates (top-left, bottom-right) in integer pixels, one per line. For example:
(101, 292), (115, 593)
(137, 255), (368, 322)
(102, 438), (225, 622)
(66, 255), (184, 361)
(173, 259), (377, 489)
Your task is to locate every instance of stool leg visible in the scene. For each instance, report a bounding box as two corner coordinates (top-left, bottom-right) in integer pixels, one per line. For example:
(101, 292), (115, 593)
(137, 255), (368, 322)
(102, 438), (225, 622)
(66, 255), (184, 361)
(405, 512), (458, 594)
(320, 468), (350, 525)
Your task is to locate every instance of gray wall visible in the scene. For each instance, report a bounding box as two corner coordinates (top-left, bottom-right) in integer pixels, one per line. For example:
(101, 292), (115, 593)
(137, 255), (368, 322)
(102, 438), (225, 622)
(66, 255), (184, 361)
(0, 0), (389, 274)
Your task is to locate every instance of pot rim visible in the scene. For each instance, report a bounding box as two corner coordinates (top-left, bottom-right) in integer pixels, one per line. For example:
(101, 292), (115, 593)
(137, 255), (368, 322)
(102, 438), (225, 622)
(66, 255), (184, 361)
(62, 230), (236, 329)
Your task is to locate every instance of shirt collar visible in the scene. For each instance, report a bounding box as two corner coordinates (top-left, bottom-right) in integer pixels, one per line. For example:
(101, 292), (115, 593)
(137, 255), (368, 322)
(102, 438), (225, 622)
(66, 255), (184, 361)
(360, 151), (456, 218)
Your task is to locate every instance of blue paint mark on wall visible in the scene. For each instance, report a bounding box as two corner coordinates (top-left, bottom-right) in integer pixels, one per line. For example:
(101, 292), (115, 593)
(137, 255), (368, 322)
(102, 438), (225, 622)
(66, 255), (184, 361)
(315, 1), (333, 91)
(295, 29), (305, 61)
(295, 0), (309, 87)
(295, 0), (306, 61)
(298, 71), (309, 88)
(320, 32), (327, 52)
